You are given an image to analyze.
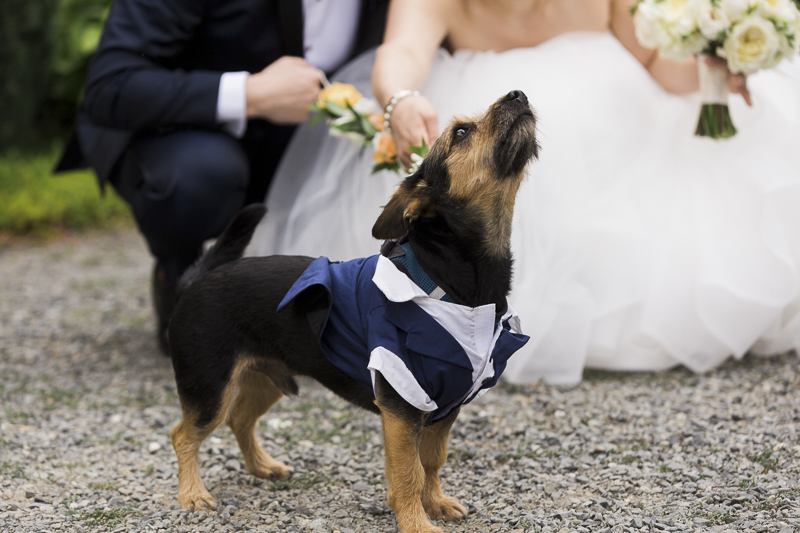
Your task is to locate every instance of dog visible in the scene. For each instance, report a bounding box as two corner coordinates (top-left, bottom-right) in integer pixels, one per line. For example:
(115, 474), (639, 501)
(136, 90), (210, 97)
(167, 90), (539, 533)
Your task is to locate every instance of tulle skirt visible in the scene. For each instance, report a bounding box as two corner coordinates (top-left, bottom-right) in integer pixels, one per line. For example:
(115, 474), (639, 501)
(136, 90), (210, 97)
(249, 32), (800, 384)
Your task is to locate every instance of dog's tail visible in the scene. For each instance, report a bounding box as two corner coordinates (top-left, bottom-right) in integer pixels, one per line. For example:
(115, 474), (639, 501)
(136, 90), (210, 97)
(177, 204), (267, 296)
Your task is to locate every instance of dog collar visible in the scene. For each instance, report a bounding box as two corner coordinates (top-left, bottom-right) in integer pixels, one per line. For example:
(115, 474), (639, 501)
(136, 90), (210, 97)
(379, 240), (509, 325)
(382, 241), (455, 303)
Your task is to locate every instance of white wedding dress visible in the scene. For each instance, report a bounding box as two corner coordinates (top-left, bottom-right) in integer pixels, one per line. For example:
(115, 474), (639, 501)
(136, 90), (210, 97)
(249, 32), (800, 385)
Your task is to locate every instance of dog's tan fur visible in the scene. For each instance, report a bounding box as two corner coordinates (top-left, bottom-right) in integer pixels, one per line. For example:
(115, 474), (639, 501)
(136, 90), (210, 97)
(419, 412), (464, 521)
(376, 398), (431, 532)
(443, 116), (524, 257)
(380, 110), (526, 259)
(227, 369), (293, 480)
(437, 115), (495, 200)
(171, 357), (292, 510)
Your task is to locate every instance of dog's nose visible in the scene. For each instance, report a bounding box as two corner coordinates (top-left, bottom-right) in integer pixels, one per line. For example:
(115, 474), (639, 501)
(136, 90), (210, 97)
(503, 90), (528, 105)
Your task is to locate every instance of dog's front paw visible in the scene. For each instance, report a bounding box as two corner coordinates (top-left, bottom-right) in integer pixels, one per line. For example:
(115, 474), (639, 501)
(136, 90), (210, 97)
(394, 518), (444, 533)
(423, 495), (468, 521)
(178, 489), (217, 511)
(267, 462), (294, 480)
(398, 523), (444, 533)
(247, 458), (294, 481)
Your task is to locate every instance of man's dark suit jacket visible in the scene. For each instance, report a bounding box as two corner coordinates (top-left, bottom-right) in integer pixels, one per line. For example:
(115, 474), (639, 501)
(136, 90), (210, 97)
(56, 0), (388, 185)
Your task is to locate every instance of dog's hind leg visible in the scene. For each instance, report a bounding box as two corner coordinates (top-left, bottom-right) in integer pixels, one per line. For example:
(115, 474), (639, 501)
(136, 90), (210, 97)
(171, 411), (219, 510)
(419, 411), (468, 521)
(226, 369), (293, 480)
(171, 396), (236, 511)
(171, 358), (247, 510)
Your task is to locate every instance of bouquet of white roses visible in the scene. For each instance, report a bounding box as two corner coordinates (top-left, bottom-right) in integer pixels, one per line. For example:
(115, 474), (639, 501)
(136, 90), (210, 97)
(632, 0), (800, 138)
(309, 82), (428, 174)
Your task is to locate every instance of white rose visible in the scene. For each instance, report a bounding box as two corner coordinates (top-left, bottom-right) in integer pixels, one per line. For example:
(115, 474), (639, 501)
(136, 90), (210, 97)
(719, 0), (754, 21)
(776, 24), (800, 56)
(634, 1), (674, 49)
(329, 127), (368, 146)
(662, 0), (709, 58)
(408, 152), (424, 175)
(720, 15), (783, 73)
(756, 0), (797, 22)
(664, 30), (708, 60)
(331, 110), (356, 125)
(789, 14), (800, 53)
(635, 0), (709, 57)
(353, 97), (380, 115)
(755, 0), (800, 54)
(660, 0), (700, 19)
(698, 4), (732, 40)
(659, 0), (701, 34)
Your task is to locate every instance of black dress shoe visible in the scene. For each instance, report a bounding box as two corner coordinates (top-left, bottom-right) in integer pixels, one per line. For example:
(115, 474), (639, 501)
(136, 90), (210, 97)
(152, 262), (177, 356)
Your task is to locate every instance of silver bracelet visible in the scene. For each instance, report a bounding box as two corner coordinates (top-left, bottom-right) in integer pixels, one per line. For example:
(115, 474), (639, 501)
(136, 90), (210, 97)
(383, 90), (421, 130)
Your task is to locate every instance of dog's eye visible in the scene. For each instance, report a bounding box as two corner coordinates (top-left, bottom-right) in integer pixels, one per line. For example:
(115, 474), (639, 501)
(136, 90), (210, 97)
(453, 126), (470, 141)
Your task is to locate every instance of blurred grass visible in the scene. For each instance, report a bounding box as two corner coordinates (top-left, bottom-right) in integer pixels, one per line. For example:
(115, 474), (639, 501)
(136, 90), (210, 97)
(0, 149), (132, 237)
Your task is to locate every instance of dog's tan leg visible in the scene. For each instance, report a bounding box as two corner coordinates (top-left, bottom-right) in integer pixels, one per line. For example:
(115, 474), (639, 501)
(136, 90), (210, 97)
(171, 411), (220, 511)
(172, 360), (248, 511)
(226, 370), (293, 480)
(419, 412), (468, 521)
(379, 408), (442, 533)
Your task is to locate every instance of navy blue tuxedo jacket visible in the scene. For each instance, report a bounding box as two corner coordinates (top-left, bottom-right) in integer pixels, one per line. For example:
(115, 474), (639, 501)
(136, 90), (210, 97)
(56, 0), (387, 184)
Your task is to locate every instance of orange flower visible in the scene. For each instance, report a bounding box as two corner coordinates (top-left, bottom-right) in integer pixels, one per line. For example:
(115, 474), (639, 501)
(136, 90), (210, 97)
(316, 82), (363, 109)
(374, 135), (398, 165)
(368, 113), (387, 132)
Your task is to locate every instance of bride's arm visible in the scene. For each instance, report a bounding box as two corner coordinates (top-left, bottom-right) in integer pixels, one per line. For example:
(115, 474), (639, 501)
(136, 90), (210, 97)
(610, 0), (699, 93)
(610, 0), (751, 103)
(372, 0), (451, 168)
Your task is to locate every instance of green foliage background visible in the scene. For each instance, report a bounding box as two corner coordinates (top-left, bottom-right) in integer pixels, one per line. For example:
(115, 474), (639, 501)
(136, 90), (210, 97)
(0, 0), (112, 150)
(0, 0), (128, 236)
(0, 150), (130, 236)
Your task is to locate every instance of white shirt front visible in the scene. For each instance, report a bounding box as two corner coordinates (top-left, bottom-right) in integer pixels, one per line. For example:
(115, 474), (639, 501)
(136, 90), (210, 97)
(370, 255), (524, 410)
(303, 0), (361, 73)
(216, 0), (362, 137)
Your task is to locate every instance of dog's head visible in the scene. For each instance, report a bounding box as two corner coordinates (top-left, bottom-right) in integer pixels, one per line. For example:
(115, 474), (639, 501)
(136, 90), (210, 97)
(372, 90), (538, 256)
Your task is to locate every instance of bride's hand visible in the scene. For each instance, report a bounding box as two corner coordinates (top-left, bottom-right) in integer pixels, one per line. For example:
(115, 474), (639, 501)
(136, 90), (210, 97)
(705, 56), (752, 107)
(390, 95), (439, 169)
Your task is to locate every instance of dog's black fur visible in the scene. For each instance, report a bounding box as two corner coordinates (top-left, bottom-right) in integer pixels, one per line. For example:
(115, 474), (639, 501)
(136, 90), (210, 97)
(167, 91), (538, 533)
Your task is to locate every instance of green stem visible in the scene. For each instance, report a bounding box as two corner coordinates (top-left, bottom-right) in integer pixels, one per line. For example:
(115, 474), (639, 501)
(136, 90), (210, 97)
(695, 104), (737, 139)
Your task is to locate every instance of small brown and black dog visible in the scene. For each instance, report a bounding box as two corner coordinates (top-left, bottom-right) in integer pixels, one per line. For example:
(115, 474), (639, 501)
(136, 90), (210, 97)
(167, 91), (538, 533)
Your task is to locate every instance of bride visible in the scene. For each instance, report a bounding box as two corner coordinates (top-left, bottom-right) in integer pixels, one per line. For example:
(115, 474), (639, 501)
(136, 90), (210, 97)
(250, 0), (800, 385)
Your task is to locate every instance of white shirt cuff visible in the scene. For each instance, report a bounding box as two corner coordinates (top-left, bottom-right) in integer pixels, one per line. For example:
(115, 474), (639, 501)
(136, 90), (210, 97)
(216, 71), (249, 138)
(368, 346), (438, 412)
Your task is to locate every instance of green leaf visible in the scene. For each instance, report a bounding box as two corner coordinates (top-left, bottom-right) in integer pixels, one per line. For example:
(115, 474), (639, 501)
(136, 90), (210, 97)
(307, 110), (327, 128)
(333, 120), (367, 133)
(324, 101), (349, 117)
(359, 115), (378, 139)
(628, 0), (644, 16)
(342, 100), (378, 140)
(371, 162), (401, 175)
(408, 139), (429, 158)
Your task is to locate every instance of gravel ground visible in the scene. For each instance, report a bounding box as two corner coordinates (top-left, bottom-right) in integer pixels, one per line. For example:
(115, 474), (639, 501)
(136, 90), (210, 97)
(1, 228), (799, 533)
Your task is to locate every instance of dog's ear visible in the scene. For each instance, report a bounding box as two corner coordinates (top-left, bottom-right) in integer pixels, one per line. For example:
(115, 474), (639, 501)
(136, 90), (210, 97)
(372, 173), (431, 240)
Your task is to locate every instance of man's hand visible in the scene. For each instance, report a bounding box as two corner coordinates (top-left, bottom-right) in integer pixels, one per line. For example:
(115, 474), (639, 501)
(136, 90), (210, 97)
(390, 95), (438, 169)
(246, 57), (322, 124)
